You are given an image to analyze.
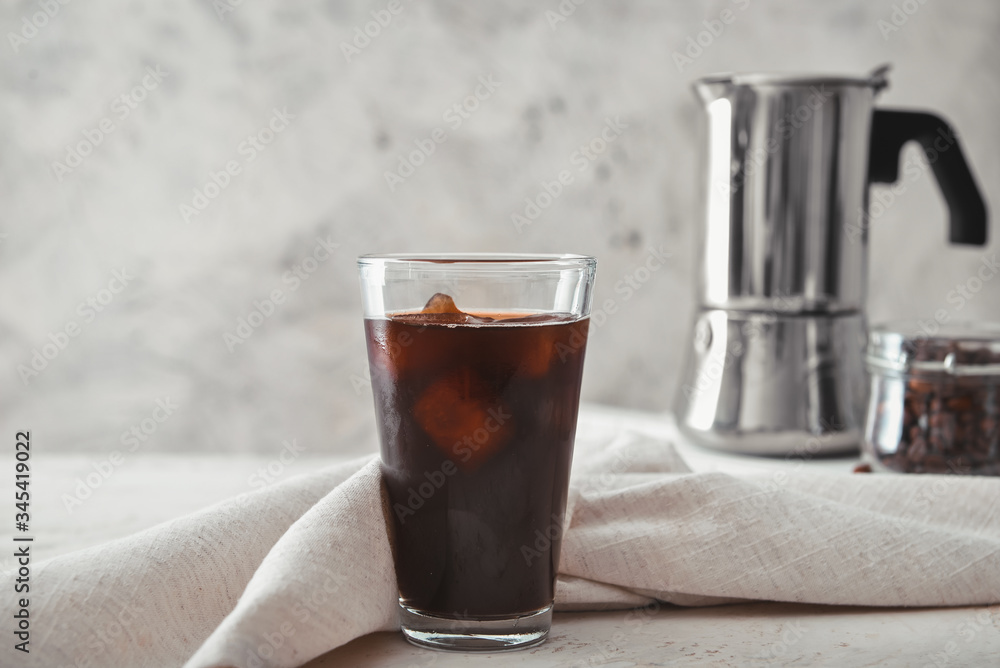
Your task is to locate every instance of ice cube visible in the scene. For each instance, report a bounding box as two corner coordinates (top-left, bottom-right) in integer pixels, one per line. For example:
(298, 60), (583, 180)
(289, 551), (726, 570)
(413, 368), (513, 471)
(422, 293), (462, 314)
(518, 326), (559, 377)
(412, 293), (494, 325)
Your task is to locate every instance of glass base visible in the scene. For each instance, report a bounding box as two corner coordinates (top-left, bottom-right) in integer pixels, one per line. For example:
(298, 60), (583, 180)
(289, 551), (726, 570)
(399, 602), (552, 652)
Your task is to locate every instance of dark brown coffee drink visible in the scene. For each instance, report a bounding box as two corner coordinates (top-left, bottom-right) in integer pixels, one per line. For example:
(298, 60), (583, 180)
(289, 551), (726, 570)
(365, 293), (589, 618)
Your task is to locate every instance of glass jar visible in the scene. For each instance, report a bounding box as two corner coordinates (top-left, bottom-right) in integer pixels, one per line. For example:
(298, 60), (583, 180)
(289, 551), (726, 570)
(864, 322), (1000, 475)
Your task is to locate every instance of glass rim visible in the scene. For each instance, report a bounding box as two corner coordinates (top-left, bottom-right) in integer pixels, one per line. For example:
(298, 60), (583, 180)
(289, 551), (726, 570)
(867, 320), (1000, 376)
(358, 253), (596, 270)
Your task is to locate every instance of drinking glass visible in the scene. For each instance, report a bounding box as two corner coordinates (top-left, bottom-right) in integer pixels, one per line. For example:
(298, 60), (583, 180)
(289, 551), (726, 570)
(358, 253), (596, 651)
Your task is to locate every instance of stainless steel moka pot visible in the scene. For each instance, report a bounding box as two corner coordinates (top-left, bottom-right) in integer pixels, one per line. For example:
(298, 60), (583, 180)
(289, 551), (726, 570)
(674, 66), (988, 455)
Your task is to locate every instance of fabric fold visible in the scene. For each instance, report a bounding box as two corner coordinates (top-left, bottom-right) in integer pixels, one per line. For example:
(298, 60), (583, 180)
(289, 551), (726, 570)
(3, 456), (373, 668)
(4, 435), (999, 668)
(184, 459), (396, 668)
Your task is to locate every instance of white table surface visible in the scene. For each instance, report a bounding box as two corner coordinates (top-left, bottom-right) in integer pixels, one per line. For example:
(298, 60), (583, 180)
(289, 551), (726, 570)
(5, 405), (999, 667)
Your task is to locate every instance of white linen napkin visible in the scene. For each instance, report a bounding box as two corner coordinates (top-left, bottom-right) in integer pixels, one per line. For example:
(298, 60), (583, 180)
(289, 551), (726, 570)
(4, 433), (999, 668)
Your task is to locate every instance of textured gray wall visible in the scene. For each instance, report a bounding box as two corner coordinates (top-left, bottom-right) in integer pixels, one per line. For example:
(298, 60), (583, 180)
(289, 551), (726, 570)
(3, 0), (998, 454)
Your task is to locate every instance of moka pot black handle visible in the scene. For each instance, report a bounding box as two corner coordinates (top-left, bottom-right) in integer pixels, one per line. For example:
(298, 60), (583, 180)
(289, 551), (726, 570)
(868, 109), (987, 245)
